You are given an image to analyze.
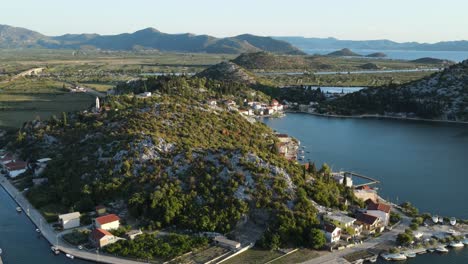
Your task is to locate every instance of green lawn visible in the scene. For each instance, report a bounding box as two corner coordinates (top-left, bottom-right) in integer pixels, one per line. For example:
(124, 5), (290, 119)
(0, 77), (94, 129)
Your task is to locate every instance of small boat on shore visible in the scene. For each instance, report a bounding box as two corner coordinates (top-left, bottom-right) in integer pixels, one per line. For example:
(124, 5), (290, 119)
(449, 241), (464, 248)
(436, 246), (449, 253)
(404, 252), (416, 258)
(368, 255), (377, 262)
(51, 246), (60, 255)
(66, 253), (74, 259)
(16, 207), (22, 213)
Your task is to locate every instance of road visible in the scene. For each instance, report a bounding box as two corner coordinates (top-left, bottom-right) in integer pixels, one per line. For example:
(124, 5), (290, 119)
(0, 67), (45, 84)
(0, 175), (147, 264)
(61, 81), (106, 98)
(299, 211), (411, 264)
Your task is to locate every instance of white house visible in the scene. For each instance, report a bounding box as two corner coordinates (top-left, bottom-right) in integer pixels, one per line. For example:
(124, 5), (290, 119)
(58, 212), (81, 229)
(90, 228), (117, 248)
(323, 223), (341, 243)
(366, 200), (391, 226)
(94, 214), (120, 230)
(4, 161), (28, 178)
(332, 172), (353, 187)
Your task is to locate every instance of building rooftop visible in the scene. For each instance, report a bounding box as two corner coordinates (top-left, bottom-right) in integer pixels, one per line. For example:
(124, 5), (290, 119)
(366, 200), (391, 213)
(356, 213), (379, 225)
(325, 212), (356, 225)
(91, 228), (112, 241)
(58, 212), (81, 221)
(214, 236), (241, 248)
(95, 214), (120, 225)
(324, 223), (340, 233)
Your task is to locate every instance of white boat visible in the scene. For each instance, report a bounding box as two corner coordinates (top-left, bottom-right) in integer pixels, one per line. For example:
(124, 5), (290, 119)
(414, 232), (423, 239)
(432, 215), (438, 223)
(368, 255), (377, 262)
(428, 248), (435, 253)
(66, 253), (74, 259)
(438, 217), (444, 224)
(36, 228), (41, 233)
(51, 246), (60, 255)
(404, 252), (416, 258)
(436, 246), (449, 253)
(450, 217), (457, 226)
(16, 207), (22, 213)
(449, 241), (464, 248)
(381, 253), (407, 261)
(0, 248), (2, 255)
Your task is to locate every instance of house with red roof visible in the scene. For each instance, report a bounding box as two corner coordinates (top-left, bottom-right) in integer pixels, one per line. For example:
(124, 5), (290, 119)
(4, 160), (28, 178)
(90, 228), (117, 248)
(356, 213), (382, 233)
(94, 214), (120, 230)
(366, 199), (391, 226)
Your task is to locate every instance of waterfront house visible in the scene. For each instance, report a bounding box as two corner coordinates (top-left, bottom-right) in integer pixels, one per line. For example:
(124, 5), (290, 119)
(356, 213), (381, 233)
(125, 229), (143, 240)
(214, 236), (241, 250)
(95, 205), (107, 215)
(94, 214), (120, 230)
(324, 212), (356, 228)
(366, 200), (391, 226)
(323, 223), (341, 243)
(264, 107), (275, 115)
(58, 212), (81, 229)
(90, 228), (117, 248)
(332, 172), (353, 187)
(4, 161), (28, 178)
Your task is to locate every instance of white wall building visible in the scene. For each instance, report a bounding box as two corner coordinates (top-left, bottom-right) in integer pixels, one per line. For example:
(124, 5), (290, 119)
(94, 214), (120, 230)
(59, 212), (81, 229)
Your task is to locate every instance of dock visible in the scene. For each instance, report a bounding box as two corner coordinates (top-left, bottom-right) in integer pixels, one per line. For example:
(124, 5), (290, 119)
(347, 172), (380, 188)
(0, 255), (3, 264)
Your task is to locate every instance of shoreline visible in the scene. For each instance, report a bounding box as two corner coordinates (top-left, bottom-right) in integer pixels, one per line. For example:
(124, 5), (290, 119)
(286, 110), (468, 125)
(0, 175), (146, 264)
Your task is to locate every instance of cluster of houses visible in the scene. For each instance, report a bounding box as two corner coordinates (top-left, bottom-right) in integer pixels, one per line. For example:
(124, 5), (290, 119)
(58, 206), (142, 248)
(206, 99), (285, 117)
(321, 199), (392, 245)
(70, 86), (87, 93)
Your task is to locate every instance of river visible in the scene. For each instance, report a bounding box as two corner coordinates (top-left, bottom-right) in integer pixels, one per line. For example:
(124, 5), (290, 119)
(263, 113), (468, 219)
(0, 187), (89, 264)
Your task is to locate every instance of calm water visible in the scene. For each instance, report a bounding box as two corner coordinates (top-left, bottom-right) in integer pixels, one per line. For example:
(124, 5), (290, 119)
(263, 113), (468, 218)
(304, 48), (468, 62)
(0, 187), (89, 264)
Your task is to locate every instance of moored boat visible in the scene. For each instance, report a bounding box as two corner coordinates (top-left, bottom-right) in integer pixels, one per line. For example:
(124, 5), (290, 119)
(381, 253), (407, 261)
(51, 246), (60, 255)
(16, 207), (22, 213)
(436, 246), (449, 253)
(432, 215), (438, 223)
(66, 253), (74, 259)
(463, 238), (468, 245)
(449, 241), (464, 248)
(404, 252), (416, 258)
(0, 248), (2, 255)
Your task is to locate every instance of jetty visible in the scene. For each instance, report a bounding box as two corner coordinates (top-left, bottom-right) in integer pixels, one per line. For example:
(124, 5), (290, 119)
(347, 172), (380, 188)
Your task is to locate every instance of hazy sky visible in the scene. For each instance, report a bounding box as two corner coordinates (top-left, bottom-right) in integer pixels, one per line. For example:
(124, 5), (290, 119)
(2, 0), (468, 43)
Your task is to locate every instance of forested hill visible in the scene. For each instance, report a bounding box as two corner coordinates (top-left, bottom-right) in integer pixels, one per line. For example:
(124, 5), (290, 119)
(0, 24), (304, 54)
(14, 76), (360, 250)
(320, 60), (468, 121)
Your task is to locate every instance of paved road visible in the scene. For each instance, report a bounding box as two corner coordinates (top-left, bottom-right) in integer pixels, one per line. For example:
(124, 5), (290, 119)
(61, 81), (106, 98)
(0, 175), (147, 264)
(299, 211), (411, 264)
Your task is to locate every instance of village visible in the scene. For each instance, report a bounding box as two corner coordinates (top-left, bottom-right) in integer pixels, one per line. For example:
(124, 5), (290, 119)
(2, 140), (467, 264)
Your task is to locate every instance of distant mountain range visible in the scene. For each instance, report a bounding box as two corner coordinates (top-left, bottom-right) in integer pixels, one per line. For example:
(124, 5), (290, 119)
(275, 36), (468, 52)
(0, 24), (304, 54)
